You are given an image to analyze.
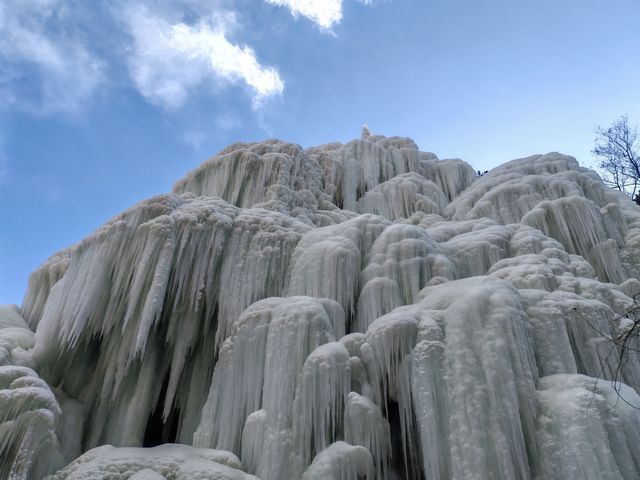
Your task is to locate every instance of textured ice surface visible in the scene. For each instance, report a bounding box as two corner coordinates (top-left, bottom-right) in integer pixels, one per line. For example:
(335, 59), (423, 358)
(0, 306), (64, 480)
(0, 304), (35, 367)
(5, 130), (640, 479)
(302, 441), (374, 480)
(44, 444), (258, 479)
(536, 374), (640, 480)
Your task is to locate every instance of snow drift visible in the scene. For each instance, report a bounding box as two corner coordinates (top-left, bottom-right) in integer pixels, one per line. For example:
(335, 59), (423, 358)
(3, 127), (640, 479)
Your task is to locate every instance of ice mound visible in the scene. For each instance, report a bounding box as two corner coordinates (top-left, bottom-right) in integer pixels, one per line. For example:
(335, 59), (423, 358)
(44, 444), (258, 480)
(3, 130), (640, 479)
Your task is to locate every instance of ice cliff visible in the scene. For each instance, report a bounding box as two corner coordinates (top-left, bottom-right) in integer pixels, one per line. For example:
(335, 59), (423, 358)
(3, 128), (640, 479)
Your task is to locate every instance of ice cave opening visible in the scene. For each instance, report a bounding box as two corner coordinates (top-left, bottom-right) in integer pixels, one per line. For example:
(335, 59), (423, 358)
(385, 398), (422, 480)
(143, 371), (181, 447)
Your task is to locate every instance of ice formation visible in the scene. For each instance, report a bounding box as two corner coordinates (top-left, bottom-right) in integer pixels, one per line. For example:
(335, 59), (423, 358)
(44, 444), (258, 480)
(3, 127), (640, 479)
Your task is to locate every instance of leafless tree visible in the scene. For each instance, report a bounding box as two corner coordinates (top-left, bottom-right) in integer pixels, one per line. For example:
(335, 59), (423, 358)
(605, 294), (640, 399)
(576, 292), (640, 408)
(592, 116), (640, 201)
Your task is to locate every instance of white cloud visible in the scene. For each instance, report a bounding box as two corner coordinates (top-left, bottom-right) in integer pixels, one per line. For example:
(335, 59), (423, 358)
(173, 24), (283, 102)
(0, 0), (104, 114)
(265, 0), (372, 30)
(265, 0), (343, 29)
(121, 5), (283, 109)
(0, 0), (284, 114)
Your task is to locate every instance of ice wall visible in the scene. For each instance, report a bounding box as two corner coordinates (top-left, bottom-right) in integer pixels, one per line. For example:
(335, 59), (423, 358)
(3, 128), (640, 479)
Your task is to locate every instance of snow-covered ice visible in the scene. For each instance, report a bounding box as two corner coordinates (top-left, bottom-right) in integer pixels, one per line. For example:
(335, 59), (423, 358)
(44, 444), (258, 480)
(3, 129), (640, 479)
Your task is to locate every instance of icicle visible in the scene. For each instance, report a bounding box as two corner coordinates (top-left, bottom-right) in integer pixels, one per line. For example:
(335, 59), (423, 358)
(444, 152), (631, 283)
(215, 209), (311, 348)
(193, 300), (276, 453)
(358, 173), (448, 220)
(30, 194), (239, 450)
(359, 224), (454, 325)
(421, 157), (477, 202)
(415, 277), (540, 480)
(355, 277), (403, 333)
(194, 296), (344, 470)
(173, 140), (326, 212)
(362, 309), (418, 406)
(286, 215), (389, 323)
(444, 224), (514, 277)
(361, 308), (421, 476)
(344, 392), (391, 480)
(292, 342), (351, 466)
(412, 335), (450, 480)
(240, 409), (267, 474)
(20, 252), (70, 330)
(260, 299), (341, 429)
(302, 441), (374, 480)
(522, 197), (625, 283)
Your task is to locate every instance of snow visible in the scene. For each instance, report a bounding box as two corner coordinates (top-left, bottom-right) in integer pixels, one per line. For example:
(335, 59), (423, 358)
(4, 129), (640, 478)
(44, 444), (258, 479)
(302, 441), (374, 480)
(344, 392), (391, 480)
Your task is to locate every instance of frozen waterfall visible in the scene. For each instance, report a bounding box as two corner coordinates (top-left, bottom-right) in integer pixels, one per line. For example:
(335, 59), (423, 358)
(2, 128), (640, 479)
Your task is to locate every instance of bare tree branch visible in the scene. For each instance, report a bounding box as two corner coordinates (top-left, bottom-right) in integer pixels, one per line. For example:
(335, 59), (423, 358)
(592, 116), (640, 200)
(573, 292), (640, 409)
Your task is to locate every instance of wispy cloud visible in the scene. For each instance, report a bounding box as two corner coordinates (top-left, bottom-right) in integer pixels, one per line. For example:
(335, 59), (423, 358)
(181, 129), (208, 149)
(215, 112), (241, 131)
(173, 22), (284, 103)
(265, 0), (343, 29)
(0, 0), (105, 114)
(120, 4), (284, 110)
(2, 0), (369, 116)
(265, 0), (372, 30)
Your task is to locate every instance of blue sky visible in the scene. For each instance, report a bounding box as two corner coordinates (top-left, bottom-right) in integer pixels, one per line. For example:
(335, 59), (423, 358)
(1, 0), (640, 304)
